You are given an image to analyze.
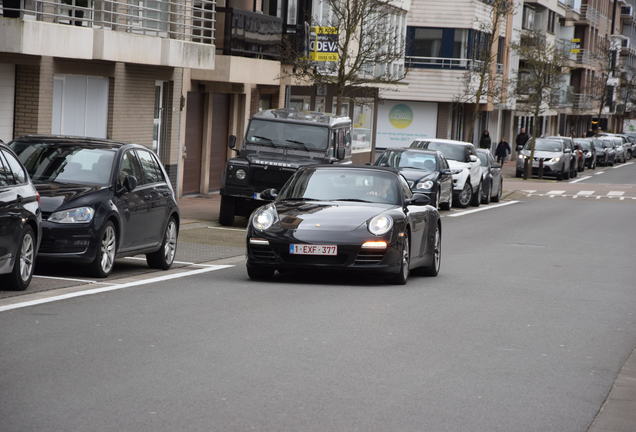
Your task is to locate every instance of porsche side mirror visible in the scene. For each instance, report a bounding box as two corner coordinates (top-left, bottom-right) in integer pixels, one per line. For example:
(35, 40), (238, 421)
(228, 135), (237, 150)
(407, 194), (431, 206)
(261, 188), (278, 201)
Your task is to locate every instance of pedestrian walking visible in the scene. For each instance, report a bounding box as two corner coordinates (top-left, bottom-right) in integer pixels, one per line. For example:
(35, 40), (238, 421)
(515, 128), (529, 151)
(479, 130), (491, 150)
(495, 139), (511, 165)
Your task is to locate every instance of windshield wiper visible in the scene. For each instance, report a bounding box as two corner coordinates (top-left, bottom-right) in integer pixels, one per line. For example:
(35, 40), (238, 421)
(285, 139), (312, 151)
(279, 197), (321, 201)
(334, 198), (373, 203)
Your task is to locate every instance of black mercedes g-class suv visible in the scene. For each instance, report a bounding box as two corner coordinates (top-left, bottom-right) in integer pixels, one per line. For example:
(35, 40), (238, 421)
(219, 109), (353, 225)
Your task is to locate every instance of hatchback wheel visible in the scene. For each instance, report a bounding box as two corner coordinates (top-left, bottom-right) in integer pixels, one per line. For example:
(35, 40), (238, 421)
(90, 222), (116, 278)
(439, 190), (452, 210)
(3, 226), (35, 291)
(492, 179), (503, 202)
(147, 217), (178, 270)
(470, 182), (482, 207)
(455, 182), (472, 208)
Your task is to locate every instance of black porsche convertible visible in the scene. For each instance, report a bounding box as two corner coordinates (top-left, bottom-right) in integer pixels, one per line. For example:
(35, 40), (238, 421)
(245, 165), (442, 284)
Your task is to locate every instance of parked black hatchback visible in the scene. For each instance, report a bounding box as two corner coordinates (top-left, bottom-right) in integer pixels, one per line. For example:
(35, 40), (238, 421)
(10, 136), (179, 278)
(0, 143), (41, 290)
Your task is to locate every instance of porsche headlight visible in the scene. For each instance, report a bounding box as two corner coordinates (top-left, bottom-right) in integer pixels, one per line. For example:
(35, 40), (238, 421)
(48, 207), (95, 224)
(252, 204), (278, 231)
(415, 180), (434, 190)
(368, 214), (393, 236)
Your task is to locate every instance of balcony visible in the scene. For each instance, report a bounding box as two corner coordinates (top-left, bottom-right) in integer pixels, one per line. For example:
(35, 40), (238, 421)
(572, 93), (594, 110)
(551, 86), (573, 107)
(215, 7), (281, 60)
(0, 0), (215, 69)
(405, 56), (503, 74)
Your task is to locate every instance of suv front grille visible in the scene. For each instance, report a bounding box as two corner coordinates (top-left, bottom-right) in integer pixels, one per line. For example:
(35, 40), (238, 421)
(250, 166), (295, 191)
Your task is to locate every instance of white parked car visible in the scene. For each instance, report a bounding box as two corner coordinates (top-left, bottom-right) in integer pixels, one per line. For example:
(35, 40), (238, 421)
(409, 138), (482, 208)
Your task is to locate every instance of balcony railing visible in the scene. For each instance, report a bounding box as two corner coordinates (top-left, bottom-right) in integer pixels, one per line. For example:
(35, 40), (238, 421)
(216, 7), (281, 60)
(405, 56), (504, 74)
(1, 0), (215, 44)
(572, 93), (594, 110)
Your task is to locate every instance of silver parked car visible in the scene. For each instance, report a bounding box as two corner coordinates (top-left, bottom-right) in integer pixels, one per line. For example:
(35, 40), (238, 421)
(516, 138), (576, 180)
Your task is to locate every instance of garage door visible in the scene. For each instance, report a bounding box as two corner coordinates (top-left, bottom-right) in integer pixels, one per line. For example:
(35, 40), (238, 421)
(0, 63), (15, 143)
(52, 75), (109, 138)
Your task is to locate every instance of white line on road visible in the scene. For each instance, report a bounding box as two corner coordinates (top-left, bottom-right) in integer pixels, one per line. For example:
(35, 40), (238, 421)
(33, 275), (115, 285)
(612, 162), (634, 169)
(122, 256), (221, 267)
(0, 265), (233, 313)
(206, 226), (246, 232)
(607, 191), (625, 197)
(546, 190), (566, 195)
(448, 201), (520, 218)
(595, 171), (605, 175)
(522, 190), (537, 194)
(576, 190), (595, 196)
(569, 176), (592, 184)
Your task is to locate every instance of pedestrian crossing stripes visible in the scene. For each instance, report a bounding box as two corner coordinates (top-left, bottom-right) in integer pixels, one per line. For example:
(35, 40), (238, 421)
(524, 190), (635, 200)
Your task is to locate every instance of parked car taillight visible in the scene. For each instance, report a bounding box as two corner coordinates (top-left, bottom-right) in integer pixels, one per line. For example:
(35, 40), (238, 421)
(36, 191), (40, 203)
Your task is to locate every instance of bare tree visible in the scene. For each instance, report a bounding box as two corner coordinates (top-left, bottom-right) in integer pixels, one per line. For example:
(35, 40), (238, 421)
(285, 0), (406, 112)
(588, 37), (619, 129)
(454, 0), (514, 144)
(511, 30), (568, 179)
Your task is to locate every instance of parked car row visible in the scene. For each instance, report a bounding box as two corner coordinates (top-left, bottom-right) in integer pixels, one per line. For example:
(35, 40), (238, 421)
(376, 138), (503, 209)
(515, 134), (633, 180)
(0, 136), (180, 291)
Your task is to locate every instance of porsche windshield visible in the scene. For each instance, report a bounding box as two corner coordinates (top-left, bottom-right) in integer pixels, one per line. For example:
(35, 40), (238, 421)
(10, 141), (116, 185)
(279, 169), (401, 205)
(245, 119), (329, 151)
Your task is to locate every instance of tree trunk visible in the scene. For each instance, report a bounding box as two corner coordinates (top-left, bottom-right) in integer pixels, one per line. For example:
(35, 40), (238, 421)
(524, 106), (542, 180)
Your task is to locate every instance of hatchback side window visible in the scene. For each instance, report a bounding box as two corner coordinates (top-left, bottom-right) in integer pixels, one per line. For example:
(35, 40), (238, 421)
(0, 151), (14, 186)
(118, 150), (144, 185)
(136, 150), (165, 184)
(1, 149), (26, 184)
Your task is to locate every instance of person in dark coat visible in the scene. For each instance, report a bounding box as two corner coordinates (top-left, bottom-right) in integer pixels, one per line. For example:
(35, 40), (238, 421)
(495, 139), (511, 165)
(515, 128), (529, 151)
(479, 130), (492, 149)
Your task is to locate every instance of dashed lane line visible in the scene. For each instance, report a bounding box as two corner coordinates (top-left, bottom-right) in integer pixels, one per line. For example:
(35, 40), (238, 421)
(595, 171), (606, 175)
(546, 190), (566, 196)
(0, 265), (234, 313)
(607, 191), (625, 197)
(569, 175), (592, 184)
(612, 162), (634, 169)
(576, 191), (595, 196)
(448, 201), (520, 217)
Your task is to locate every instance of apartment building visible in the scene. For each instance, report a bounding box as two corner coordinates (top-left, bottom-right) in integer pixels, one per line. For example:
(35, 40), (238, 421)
(376, 0), (519, 151)
(0, 0), (215, 191)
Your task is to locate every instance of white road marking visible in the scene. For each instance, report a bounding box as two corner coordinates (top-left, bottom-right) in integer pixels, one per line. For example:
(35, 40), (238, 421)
(612, 162), (634, 169)
(595, 171), (605, 175)
(122, 256), (220, 267)
(576, 190), (595, 196)
(33, 275), (115, 285)
(607, 191), (625, 197)
(448, 201), (520, 218)
(569, 176), (592, 184)
(0, 265), (233, 313)
(546, 190), (565, 195)
(206, 226), (246, 232)
(522, 190), (537, 194)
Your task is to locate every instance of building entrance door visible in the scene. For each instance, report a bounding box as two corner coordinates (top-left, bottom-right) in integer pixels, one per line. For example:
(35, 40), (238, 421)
(183, 91), (203, 195)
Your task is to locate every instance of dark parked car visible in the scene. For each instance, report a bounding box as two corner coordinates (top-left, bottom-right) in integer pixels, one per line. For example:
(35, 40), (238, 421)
(573, 138), (597, 169)
(374, 148), (453, 210)
(0, 143), (41, 290)
(246, 165), (442, 285)
(10, 136), (179, 278)
(475, 149), (503, 204)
